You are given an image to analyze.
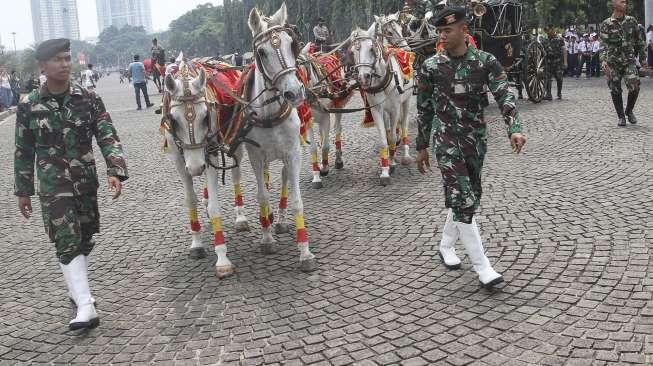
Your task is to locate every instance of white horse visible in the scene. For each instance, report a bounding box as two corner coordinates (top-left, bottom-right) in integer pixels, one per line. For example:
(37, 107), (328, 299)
(349, 18), (415, 186)
(298, 45), (354, 189)
(375, 13), (414, 166)
(162, 60), (249, 278)
(243, 3), (317, 272)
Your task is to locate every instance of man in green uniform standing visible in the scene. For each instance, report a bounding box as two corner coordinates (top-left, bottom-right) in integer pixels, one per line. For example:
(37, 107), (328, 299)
(600, 0), (645, 126)
(14, 39), (128, 330)
(415, 7), (527, 289)
(543, 25), (567, 100)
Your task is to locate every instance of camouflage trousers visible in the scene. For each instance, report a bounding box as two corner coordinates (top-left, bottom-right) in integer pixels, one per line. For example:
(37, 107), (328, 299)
(607, 61), (640, 94)
(434, 133), (486, 224)
(39, 194), (100, 265)
(546, 63), (564, 84)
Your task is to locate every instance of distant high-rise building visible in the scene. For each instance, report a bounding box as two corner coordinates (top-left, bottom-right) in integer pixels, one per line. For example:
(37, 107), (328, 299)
(96, 0), (153, 34)
(31, 0), (81, 42)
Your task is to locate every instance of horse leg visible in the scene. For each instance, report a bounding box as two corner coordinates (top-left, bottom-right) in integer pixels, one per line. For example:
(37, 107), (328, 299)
(275, 165), (290, 234)
(231, 147), (250, 232)
(307, 121), (323, 189)
(202, 182), (208, 212)
(399, 99), (413, 165)
(287, 149), (317, 272)
(318, 111), (331, 177)
(263, 162), (274, 224)
(251, 155), (277, 254)
(173, 153), (205, 259)
(334, 113), (344, 170)
(371, 105), (390, 185)
(205, 168), (234, 278)
(386, 108), (400, 175)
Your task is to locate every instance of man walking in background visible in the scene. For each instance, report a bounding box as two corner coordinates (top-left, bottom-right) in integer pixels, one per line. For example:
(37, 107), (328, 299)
(81, 64), (96, 91)
(600, 0), (645, 126)
(543, 25), (567, 100)
(128, 55), (154, 110)
(313, 18), (329, 52)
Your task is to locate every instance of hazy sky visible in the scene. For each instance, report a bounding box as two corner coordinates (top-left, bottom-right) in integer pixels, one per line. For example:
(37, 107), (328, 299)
(0, 0), (223, 50)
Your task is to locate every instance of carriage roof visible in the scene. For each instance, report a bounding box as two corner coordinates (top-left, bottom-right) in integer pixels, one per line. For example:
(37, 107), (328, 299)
(482, 0), (522, 7)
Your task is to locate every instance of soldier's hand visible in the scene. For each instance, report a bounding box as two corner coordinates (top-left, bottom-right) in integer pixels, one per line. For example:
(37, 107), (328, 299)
(510, 133), (528, 154)
(416, 149), (431, 174)
(108, 176), (123, 200)
(18, 197), (32, 219)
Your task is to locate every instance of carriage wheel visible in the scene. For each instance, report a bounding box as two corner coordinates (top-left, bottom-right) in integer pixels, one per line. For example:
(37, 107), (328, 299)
(524, 41), (546, 103)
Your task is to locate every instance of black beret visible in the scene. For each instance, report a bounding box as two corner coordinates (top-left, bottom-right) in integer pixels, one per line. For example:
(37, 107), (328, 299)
(434, 7), (467, 27)
(35, 38), (70, 61)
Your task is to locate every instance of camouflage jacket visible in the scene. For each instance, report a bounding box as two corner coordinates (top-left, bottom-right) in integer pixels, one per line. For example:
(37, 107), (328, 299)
(599, 15), (646, 65)
(542, 35), (566, 68)
(416, 46), (523, 150)
(14, 83), (128, 197)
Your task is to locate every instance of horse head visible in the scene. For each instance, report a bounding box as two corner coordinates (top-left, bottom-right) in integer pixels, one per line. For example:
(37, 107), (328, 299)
(350, 25), (383, 89)
(376, 13), (409, 50)
(164, 60), (211, 176)
(248, 2), (305, 107)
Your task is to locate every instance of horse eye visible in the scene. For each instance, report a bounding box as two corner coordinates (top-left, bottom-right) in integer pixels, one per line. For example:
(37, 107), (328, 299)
(258, 49), (266, 58)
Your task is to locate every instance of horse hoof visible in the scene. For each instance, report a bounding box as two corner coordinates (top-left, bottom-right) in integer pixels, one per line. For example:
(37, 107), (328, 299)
(261, 242), (278, 254)
(215, 265), (234, 278)
(380, 177), (391, 186)
(189, 248), (206, 259)
(299, 258), (318, 272)
(235, 221), (250, 232)
(312, 181), (323, 189)
(275, 223), (290, 234)
(335, 161), (344, 170)
(401, 156), (414, 165)
(319, 169), (329, 177)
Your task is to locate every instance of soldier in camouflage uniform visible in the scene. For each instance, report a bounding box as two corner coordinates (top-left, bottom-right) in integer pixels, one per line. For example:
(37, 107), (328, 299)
(600, 0), (645, 126)
(542, 26), (567, 100)
(415, 7), (527, 289)
(14, 38), (128, 330)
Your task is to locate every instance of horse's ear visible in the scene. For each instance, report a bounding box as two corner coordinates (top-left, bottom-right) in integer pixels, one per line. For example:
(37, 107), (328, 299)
(165, 74), (176, 93)
(269, 2), (288, 26)
(374, 15), (380, 23)
(193, 68), (206, 91)
(248, 7), (263, 34)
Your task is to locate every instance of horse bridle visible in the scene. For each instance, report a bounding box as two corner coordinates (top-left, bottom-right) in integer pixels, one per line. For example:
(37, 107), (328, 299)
(351, 34), (383, 74)
(378, 19), (409, 48)
(162, 63), (215, 153)
(252, 25), (300, 88)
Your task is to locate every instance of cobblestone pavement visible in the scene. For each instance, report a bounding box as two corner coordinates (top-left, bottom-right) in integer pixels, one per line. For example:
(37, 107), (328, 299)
(0, 75), (651, 366)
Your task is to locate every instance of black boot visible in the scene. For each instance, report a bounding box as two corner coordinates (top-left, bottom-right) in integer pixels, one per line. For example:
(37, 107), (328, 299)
(544, 79), (553, 100)
(556, 79), (563, 99)
(625, 90), (638, 124)
(611, 92), (626, 126)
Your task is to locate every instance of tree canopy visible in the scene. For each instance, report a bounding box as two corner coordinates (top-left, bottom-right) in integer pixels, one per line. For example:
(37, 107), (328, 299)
(18, 0), (646, 70)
